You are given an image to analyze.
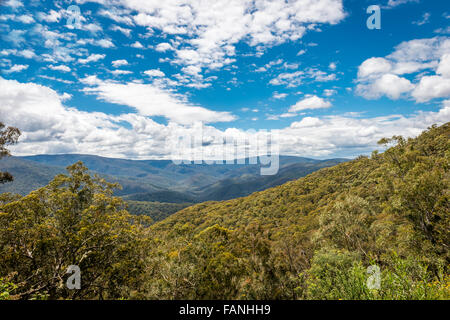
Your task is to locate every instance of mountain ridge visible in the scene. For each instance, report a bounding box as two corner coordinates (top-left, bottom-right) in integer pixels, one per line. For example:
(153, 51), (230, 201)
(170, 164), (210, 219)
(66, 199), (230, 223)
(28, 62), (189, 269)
(141, 123), (449, 299)
(1, 154), (347, 203)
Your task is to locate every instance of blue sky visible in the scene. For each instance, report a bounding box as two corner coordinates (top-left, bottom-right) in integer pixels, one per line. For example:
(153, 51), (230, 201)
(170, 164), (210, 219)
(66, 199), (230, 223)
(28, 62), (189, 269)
(0, 0), (449, 159)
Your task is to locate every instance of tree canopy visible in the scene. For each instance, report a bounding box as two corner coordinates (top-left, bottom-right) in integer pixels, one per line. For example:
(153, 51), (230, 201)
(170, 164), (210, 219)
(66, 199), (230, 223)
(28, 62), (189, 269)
(0, 123), (448, 300)
(0, 122), (20, 184)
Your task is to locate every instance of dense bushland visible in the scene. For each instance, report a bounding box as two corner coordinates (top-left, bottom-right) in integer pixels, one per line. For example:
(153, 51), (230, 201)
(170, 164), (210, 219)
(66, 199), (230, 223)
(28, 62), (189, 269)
(0, 123), (449, 299)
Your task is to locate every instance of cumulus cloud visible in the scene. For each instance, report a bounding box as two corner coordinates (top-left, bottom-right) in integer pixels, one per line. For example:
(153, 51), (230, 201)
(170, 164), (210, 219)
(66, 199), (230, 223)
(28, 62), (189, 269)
(357, 74), (414, 100)
(3, 77), (449, 159)
(78, 54), (106, 64)
(356, 37), (450, 102)
(0, 77), (141, 157)
(0, 13), (34, 24)
(118, 0), (346, 76)
(385, 0), (419, 9)
(112, 59), (128, 67)
(289, 95), (332, 112)
(48, 64), (71, 72)
(412, 76), (450, 102)
(144, 69), (165, 77)
(0, 0), (348, 88)
(110, 70), (133, 75)
(110, 25), (132, 37)
(2, 0), (23, 9)
(273, 92), (288, 100)
(276, 101), (450, 157)
(81, 77), (236, 124)
(155, 42), (174, 52)
(323, 89), (337, 97)
(131, 41), (144, 48)
(270, 67), (336, 87)
(3, 29), (26, 46)
(0, 48), (36, 59)
(357, 58), (392, 78)
(1, 78), (449, 159)
(36, 10), (62, 23)
(3, 64), (28, 73)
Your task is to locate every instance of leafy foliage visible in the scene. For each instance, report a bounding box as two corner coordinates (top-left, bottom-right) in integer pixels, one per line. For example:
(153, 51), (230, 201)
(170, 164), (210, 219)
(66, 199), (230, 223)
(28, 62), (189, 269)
(141, 123), (449, 300)
(0, 123), (448, 300)
(126, 200), (192, 223)
(0, 122), (21, 184)
(0, 162), (151, 299)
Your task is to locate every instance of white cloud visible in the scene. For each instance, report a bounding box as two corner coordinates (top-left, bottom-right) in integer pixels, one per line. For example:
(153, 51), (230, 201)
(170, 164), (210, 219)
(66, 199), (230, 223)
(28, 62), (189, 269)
(3, 64), (28, 73)
(412, 12), (430, 26)
(289, 95), (332, 112)
(0, 48), (36, 59)
(275, 103), (450, 157)
(356, 37), (450, 102)
(38, 75), (73, 84)
(155, 42), (173, 52)
(3, 29), (26, 46)
(357, 58), (392, 78)
(77, 38), (115, 48)
(79, 75), (102, 86)
(124, 0), (345, 77)
(323, 89), (337, 96)
(410, 53), (450, 103)
(131, 41), (144, 48)
(434, 26), (450, 35)
(144, 69), (165, 77)
(110, 70), (133, 75)
(78, 54), (106, 64)
(83, 23), (103, 34)
(357, 74), (414, 100)
(306, 68), (336, 82)
(436, 53), (450, 77)
(15, 14), (34, 24)
(270, 71), (304, 87)
(0, 77), (139, 157)
(280, 112), (298, 118)
(2, 78), (450, 159)
(97, 39), (114, 48)
(112, 59), (129, 67)
(385, 0), (419, 9)
(270, 67), (336, 87)
(412, 76), (450, 102)
(37, 10), (62, 23)
(2, 0), (23, 9)
(48, 64), (71, 72)
(273, 92), (288, 99)
(98, 7), (134, 26)
(82, 78), (236, 124)
(110, 25), (132, 37)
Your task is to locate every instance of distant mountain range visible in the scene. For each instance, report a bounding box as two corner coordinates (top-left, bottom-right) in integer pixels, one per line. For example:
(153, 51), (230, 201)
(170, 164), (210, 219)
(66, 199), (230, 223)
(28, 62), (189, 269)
(0, 154), (348, 203)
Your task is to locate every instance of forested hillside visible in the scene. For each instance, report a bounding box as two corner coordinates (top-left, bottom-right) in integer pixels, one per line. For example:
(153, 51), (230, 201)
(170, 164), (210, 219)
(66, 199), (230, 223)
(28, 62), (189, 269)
(144, 123), (449, 299)
(0, 124), (448, 300)
(126, 200), (192, 223)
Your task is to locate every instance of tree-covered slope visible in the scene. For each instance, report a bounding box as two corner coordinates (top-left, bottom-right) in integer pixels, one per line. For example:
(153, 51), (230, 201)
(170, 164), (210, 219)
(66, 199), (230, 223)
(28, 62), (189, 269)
(126, 200), (192, 223)
(195, 158), (346, 201)
(1, 124), (448, 300)
(144, 123), (449, 299)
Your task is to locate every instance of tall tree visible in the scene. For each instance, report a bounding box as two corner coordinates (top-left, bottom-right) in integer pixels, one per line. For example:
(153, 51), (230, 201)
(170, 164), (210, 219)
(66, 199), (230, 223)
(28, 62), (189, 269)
(0, 162), (152, 299)
(0, 122), (21, 184)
